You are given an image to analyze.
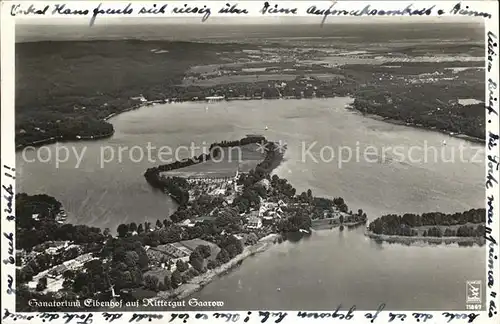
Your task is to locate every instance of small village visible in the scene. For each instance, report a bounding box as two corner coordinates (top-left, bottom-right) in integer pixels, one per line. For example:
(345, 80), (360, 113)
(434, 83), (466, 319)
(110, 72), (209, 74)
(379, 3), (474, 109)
(16, 161), (368, 305)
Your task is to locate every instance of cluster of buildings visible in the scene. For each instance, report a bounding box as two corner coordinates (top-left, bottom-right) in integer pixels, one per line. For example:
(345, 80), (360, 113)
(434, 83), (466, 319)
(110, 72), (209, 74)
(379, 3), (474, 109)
(185, 173), (289, 231)
(30, 209), (67, 224)
(249, 200), (287, 229)
(145, 239), (220, 273)
(187, 168), (243, 200)
(178, 216), (216, 228)
(243, 198), (288, 230)
(26, 251), (96, 293)
(47, 253), (95, 278)
(187, 176), (239, 200)
(23, 241), (74, 260)
(146, 243), (191, 272)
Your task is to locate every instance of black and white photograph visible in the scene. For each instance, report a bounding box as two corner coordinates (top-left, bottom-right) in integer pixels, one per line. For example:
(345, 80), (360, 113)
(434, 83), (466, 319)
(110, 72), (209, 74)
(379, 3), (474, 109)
(3, 1), (498, 317)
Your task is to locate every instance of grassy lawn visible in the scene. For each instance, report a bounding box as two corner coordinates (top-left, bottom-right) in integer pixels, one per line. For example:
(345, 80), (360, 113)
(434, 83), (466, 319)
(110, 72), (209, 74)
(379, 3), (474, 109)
(143, 268), (172, 285)
(162, 144), (266, 178)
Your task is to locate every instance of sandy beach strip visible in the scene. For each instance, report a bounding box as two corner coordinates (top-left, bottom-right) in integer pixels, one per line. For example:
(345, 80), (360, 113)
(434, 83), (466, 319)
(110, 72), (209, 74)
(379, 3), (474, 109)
(365, 231), (485, 245)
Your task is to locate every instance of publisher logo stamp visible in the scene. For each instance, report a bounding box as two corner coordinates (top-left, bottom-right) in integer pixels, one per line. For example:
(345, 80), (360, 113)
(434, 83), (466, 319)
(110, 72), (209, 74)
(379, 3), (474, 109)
(466, 280), (482, 304)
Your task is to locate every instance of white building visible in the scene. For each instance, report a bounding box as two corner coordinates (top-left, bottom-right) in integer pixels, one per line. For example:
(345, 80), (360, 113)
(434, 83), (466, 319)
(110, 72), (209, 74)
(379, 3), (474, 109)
(277, 200), (287, 207)
(259, 205), (267, 217)
(131, 95), (148, 102)
(205, 96), (225, 103)
(247, 216), (262, 229)
(179, 219), (194, 227)
(257, 179), (271, 190)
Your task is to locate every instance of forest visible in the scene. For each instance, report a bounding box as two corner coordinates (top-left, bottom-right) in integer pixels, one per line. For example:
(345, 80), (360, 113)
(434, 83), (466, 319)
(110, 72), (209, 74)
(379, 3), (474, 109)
(368, 208), (486, 237)
(346, 62), (485, 140)
(17, 39), (484, 149)
(15, 40), (245, 148)
(15, 193), (246, 311)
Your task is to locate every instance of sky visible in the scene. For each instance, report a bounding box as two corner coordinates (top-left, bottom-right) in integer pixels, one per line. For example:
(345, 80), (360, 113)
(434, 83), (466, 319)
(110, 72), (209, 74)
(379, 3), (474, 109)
(13, 15), (484, 25)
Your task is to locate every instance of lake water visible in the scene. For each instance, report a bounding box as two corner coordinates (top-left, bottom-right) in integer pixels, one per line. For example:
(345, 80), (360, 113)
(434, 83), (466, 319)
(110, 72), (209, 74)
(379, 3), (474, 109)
(16, 98), (485, 310)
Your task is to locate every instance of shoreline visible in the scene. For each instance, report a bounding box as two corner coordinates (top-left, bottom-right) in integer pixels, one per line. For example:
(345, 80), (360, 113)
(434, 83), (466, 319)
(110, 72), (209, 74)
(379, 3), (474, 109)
(381, 117), (486, 144)
(346, 108), (486, 145)
(154, 234), (281, 302)
(16, 95), (485, 152)
(15, 97), (322, 151)
(14, 99), (155, 151)
(365, 230), (486, 245)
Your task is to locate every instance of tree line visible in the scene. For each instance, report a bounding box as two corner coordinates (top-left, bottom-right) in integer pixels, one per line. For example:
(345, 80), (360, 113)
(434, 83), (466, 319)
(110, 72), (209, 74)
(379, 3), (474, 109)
(16, 193), (106, 251)
(368, 208), (486, 237)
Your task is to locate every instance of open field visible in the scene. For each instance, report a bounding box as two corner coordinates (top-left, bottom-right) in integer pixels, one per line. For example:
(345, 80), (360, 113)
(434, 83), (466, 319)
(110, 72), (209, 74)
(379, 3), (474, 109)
(143, 268), (172, 285)
(16, 23), (485, 147)
(182, 74), (298, 87)
(162, 144), (266, 178)
(177, 239), (221, 262)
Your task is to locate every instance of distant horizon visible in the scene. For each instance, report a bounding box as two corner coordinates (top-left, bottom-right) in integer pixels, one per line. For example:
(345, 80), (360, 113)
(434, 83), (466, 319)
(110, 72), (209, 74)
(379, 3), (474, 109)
(15, 16), (484, 25)
(15, 16), (485, 44)
(15, 23), (485, 44)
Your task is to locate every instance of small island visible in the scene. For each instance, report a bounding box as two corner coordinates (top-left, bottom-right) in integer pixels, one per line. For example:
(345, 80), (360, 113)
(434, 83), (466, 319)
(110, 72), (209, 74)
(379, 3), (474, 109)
(366, 209), (486, 246)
